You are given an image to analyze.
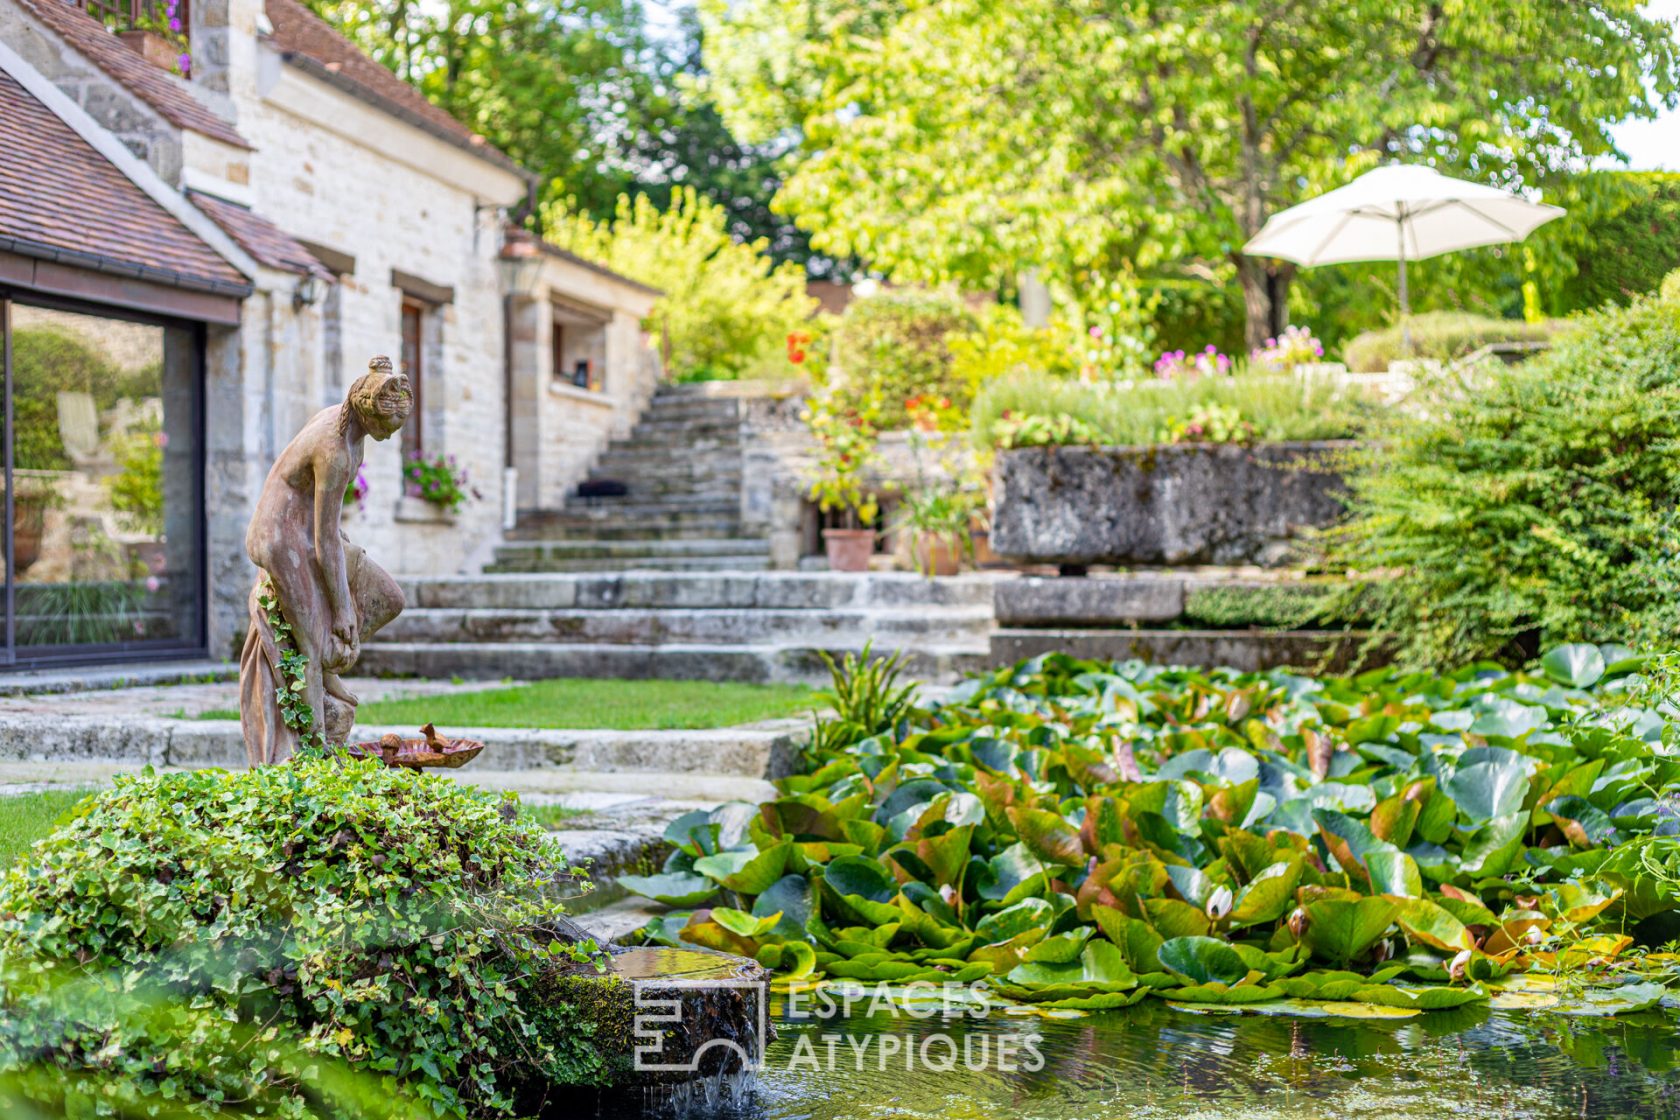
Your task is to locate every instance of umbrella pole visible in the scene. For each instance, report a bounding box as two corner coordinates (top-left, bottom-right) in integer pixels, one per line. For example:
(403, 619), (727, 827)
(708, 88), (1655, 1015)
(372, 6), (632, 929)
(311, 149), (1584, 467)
(1397, 215), (1412, 355)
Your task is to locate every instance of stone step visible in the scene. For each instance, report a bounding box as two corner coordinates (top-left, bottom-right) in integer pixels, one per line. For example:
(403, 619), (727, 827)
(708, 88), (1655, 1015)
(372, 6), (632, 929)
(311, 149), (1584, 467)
(507, 521), (746, 542)
(403, 572), (1005, 612)
(635, 403), (742, 425)
(486, 554), (773, 574)
(581, 477), (743, 499)
(494, 538), (771, 561)
(0, 714), (804, 777)
(359, 640), (995, 685)
(378, 605), (996, 646)
(988, 628), (1373, 673)
(555, 495), (741, 516)
(516, 507), (741, 530)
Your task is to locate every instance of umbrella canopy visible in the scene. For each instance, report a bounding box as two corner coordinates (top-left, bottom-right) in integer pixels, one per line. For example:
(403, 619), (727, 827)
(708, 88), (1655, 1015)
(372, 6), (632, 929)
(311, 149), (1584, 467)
(1245, 165), (1563, 266)
(1243, 165), (1564, 327)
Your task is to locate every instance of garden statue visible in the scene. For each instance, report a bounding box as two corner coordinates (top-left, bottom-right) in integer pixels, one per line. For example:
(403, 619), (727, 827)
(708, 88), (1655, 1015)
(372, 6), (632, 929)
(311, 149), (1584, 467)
(239, 356), (410, 765)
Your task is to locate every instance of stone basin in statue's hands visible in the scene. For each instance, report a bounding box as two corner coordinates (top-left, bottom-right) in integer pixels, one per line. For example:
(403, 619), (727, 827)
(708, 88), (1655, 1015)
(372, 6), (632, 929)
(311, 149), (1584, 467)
(345, 723), (485, 769)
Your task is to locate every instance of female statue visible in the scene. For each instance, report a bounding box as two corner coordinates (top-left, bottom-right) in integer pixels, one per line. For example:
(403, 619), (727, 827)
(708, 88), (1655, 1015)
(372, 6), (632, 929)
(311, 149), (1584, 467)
(239, 357), (411, 765)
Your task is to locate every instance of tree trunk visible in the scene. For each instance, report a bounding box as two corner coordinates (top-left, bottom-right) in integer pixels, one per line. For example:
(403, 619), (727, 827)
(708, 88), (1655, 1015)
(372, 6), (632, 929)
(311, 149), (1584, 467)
(1237, 258), (1295, 353)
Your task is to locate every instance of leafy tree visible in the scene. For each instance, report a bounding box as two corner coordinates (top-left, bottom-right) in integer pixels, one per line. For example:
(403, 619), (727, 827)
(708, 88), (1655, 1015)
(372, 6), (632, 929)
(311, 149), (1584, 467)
(1556, 172), (1680, 313)
(543, 187), (817, 378)
(305, 0), (655, 215)
(704, 0), (1680, 349)
(623, 6), (820, 269)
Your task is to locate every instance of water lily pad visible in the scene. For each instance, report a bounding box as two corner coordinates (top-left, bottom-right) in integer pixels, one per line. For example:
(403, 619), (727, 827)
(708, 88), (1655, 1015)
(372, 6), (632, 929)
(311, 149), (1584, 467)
(617, 871), (719, 907)
(1541, 643), (1607, 689)
(1157, 936), (1249, 986)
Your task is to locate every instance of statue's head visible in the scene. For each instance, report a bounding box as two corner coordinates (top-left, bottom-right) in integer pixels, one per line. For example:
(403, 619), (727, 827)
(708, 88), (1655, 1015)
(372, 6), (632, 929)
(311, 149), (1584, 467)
(344, 356), (411, 441)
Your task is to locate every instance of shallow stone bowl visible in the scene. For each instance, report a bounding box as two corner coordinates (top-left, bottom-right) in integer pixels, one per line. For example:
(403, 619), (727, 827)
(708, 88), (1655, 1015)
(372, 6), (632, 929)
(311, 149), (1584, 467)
(344, 733), (485, 770)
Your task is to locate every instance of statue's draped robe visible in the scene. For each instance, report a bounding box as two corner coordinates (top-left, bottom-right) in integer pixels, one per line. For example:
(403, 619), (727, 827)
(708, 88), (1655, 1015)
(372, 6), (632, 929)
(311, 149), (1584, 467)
(240, 536), (402, 766)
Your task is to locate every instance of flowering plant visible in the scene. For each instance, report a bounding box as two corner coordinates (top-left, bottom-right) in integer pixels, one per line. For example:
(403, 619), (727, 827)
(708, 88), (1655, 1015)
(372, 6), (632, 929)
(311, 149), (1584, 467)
(1158, 402), (1254, 444)
(1251, 324), (1325, 370)
(1153, 344), (1233, 381)
(343, 462), (369, 512)
(114, 0), (191, 77)
(803, 389), (881, 528)
(403, 452), (480, 513)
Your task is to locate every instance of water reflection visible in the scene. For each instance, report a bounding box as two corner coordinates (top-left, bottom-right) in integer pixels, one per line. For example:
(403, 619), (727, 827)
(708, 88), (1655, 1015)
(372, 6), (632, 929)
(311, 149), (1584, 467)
(741, 999), (1680, 1120)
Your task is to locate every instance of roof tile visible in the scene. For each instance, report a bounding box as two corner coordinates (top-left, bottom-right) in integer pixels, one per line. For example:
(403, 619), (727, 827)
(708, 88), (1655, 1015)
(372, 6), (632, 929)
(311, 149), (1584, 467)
(0, 67), (249, 294)
(188, 190), (331, 279)
(13, 0), (249, 148)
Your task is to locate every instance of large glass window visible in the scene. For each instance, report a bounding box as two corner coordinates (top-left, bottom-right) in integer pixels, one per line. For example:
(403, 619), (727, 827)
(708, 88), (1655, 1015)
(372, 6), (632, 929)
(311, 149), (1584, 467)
(1, 295), (205, 665)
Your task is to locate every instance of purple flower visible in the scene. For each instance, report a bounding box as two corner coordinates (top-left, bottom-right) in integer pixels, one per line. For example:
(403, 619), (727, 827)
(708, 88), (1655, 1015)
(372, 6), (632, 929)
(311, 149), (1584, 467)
(169, 17), (181, 31)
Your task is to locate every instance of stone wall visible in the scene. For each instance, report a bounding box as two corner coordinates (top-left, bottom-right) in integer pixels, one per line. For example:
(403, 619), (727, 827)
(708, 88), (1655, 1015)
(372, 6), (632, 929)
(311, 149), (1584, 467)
(990, 442), (1355, 567)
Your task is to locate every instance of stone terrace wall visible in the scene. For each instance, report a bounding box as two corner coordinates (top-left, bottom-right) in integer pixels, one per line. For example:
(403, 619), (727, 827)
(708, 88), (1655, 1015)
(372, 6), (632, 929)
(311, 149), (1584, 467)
(990, 442), (1355, 567)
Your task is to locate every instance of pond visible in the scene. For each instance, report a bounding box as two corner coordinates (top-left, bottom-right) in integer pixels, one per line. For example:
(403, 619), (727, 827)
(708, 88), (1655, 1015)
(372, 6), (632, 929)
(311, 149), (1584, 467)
(636, 996), (1680, 1120)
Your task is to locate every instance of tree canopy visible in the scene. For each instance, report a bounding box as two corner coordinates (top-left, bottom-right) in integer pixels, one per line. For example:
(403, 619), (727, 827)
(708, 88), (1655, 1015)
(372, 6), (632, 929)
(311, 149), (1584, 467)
(704, 0), (1680, 347)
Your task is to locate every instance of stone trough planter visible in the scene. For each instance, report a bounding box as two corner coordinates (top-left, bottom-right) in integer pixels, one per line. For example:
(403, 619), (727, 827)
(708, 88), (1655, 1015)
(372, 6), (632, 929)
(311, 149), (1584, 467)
(990, 441), (1358, 567)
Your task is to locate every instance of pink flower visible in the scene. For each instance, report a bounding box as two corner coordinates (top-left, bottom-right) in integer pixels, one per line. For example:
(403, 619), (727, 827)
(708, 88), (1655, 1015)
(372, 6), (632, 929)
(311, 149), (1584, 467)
(146, 576), (161, 592)
(154, 431), (169, 448)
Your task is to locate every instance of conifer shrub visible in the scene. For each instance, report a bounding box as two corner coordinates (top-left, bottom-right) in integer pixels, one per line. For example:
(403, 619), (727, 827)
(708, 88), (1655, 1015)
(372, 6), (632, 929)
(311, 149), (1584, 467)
(1328, 294), (1680, 666)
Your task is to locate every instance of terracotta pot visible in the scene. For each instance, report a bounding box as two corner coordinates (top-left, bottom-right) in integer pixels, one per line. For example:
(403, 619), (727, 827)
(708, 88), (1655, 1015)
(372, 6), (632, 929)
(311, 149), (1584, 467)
(911, 533), (963, 577)
(11, 496), (45, 574)
(822, 528), (876, 573)
(969, 527), (1002, 569)
(119, 29), (179, 71)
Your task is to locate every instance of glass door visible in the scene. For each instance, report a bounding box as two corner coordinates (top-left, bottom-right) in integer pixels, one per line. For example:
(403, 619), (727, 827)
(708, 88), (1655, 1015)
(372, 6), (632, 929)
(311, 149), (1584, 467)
(0, 292), (206, 665)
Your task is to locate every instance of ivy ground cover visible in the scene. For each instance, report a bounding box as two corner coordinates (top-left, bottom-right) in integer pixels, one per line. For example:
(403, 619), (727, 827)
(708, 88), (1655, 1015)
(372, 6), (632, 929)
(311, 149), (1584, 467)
(624, 645), (1680, 1019)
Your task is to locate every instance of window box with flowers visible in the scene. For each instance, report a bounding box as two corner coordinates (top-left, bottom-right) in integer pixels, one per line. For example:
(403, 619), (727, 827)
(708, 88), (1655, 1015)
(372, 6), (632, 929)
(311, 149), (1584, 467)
(396, 452), (480, 524)
(104, 0), (192, 77)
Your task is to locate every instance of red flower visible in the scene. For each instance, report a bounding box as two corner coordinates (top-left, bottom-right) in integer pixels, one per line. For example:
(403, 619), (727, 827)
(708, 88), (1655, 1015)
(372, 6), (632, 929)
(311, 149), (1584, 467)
(789, 350), (807, 364)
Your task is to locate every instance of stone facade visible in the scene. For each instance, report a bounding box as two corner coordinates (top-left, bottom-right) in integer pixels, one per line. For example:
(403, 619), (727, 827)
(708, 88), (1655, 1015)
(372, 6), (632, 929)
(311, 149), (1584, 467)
(0, 0), (663, 664)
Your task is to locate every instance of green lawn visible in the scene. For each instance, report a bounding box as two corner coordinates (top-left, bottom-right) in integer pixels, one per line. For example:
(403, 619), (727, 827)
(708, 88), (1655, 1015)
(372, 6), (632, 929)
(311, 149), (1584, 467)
(184, 678), (817, 731)
(0, 789), (93, 866)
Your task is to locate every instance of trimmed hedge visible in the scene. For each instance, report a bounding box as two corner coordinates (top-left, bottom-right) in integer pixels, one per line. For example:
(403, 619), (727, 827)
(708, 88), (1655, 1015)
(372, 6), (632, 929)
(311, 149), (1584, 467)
(1341, 311), (1561, 372)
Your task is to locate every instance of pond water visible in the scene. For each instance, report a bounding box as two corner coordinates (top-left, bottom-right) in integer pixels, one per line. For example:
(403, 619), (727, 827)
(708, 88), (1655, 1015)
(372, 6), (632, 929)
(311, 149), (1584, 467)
(725, 997), (1679, 1120)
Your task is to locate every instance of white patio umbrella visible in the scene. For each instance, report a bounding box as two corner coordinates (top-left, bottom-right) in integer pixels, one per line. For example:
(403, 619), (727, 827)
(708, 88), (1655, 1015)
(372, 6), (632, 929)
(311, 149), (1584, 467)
(1242, 165), (1564, 339)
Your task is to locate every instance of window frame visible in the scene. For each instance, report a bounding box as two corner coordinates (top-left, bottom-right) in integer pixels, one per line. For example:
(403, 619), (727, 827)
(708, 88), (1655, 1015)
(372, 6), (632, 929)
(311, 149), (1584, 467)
(399, 297), (425, 460)
(0, 286), (209, 668)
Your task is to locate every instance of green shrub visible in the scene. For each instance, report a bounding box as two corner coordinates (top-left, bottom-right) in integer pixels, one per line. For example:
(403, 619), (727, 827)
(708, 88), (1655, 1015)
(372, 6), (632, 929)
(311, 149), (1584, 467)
(1662, 267), (1680, 303)
(1341, 311), (1560, 372)
(1326, 295), (1680, 666)
(1181, 581), (1353, 630)
(833, 289), (977, 427)
(0, 762), (610, 1118)
(947, 303), (1076, 392)
(971, 369), (1372, 450)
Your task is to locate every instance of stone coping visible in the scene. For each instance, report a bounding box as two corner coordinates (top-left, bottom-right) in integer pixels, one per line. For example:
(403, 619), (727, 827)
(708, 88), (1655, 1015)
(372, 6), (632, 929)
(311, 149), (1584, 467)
(0, 712), (806, 776)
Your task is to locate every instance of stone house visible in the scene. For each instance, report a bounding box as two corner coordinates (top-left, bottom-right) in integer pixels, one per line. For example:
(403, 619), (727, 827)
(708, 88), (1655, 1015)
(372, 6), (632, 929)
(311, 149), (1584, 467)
(0, 0), (659, 672)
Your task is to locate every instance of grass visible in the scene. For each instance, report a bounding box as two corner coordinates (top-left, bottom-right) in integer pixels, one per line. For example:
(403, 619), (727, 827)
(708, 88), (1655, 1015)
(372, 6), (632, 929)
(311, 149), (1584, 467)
(180, 678), (818, 731)
(971, 367), (1374, 450)
(0, 789), (93, 866)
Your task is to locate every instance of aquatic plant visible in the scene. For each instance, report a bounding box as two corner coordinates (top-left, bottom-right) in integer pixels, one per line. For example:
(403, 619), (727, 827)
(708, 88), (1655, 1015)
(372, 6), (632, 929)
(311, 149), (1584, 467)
(624, 644), (1680, 1018)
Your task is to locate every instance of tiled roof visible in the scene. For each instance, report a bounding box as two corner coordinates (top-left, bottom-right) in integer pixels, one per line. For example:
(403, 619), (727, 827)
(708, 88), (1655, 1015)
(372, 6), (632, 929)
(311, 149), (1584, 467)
(0, 68), (250, 295)
(262, 0), (528, 179)
(188, 190), (331, 279)
(12, 0), (249, 149)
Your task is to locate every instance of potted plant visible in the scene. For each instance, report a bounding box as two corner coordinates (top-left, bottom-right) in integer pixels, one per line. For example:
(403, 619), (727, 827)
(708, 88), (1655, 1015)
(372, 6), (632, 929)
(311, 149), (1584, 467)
(804, 389), (881, 572)
(894, 487), (977, 576)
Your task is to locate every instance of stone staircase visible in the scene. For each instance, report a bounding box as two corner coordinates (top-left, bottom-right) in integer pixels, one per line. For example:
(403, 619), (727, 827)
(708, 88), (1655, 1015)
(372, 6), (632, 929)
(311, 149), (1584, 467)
(358, 572), (999, 684)
(490, 385), (769, 573)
